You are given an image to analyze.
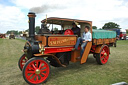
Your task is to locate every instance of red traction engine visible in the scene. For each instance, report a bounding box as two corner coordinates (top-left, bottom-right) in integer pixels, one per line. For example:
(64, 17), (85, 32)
(18, 12), (116, 85)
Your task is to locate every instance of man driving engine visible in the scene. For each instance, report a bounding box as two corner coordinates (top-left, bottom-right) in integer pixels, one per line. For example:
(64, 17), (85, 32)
(71, 22), (80, 37)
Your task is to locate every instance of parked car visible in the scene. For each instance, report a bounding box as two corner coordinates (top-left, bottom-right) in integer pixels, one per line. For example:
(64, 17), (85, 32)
(126, 36), (128, 40)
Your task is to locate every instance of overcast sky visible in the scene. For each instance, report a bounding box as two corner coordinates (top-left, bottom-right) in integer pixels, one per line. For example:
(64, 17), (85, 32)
(0, 0), (128, 33)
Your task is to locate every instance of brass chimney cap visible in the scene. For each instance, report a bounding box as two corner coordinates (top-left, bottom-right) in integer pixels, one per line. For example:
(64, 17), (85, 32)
(27, 12), (36, 17)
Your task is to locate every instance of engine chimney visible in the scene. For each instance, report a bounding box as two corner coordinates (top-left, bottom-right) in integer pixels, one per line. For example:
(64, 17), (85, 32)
(27, 12), (36, 40)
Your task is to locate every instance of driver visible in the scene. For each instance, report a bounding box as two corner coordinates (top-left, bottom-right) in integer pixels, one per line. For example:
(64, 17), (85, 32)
(71, 22), (80, 37)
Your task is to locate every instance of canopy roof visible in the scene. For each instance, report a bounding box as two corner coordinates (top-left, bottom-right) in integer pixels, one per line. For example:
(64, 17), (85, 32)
(41, 17), (92, 25)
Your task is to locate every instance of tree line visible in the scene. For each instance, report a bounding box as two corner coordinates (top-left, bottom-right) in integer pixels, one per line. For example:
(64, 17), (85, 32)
(6, 26), (40, 35)
(92, 22), (121, 29)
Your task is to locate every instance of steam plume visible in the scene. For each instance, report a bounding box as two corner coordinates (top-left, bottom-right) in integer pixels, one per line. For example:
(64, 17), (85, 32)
(29, 5), (63, 14)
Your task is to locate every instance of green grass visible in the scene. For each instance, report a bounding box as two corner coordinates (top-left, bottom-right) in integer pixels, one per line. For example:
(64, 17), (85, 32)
(15, 38), (27, 42)
(0, 38), (128, 85)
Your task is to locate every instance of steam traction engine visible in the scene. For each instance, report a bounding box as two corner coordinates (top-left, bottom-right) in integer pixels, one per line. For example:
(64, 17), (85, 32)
(9, 32), (15, 39)
(18, 12), (116, 85)
(0, 33), (6, 38)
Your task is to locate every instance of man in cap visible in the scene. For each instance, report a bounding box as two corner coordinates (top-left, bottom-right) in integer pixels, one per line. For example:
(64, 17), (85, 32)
(71, 22), (80, 37)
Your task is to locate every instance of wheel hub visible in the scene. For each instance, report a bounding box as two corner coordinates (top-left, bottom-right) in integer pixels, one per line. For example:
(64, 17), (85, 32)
(35, 69), (40, 75)
(104, 52), (107, 57)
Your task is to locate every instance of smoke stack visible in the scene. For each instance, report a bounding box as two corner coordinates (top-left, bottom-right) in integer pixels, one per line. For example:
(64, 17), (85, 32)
(27, 12), (36, 40)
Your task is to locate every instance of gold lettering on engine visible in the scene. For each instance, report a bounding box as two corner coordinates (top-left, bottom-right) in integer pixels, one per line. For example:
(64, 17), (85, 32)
(49, 37), (76, 46)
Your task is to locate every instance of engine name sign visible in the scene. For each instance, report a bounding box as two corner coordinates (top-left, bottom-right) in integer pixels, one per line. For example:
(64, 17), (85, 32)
(48, 36), (77, 46)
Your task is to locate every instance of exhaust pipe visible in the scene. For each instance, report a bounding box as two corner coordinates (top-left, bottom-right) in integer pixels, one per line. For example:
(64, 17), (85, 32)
(27, 12), (36, 40)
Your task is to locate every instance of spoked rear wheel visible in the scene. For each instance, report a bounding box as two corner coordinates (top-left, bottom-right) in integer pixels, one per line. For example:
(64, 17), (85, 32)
(96, 45), (109, 65)
(18, 54), (28, 71)
(22, 57), (50, 85)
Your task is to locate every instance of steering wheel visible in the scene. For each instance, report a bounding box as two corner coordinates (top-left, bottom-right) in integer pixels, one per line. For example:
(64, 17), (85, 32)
(64, 29), (74, 35)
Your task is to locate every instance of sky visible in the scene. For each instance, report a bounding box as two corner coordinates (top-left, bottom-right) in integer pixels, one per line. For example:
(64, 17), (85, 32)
(0, 0), (128, 33)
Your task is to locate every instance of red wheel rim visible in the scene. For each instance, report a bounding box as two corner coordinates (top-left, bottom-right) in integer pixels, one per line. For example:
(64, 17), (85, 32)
(64, 29), (74, 35)
(20, 55), (28, 69)
(100, 46), (109, 64)
(25, 60), (50, 84)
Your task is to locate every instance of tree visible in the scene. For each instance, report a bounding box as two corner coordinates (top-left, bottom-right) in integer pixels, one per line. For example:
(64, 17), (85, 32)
(92, 26), (97, 29)
(6, 30), (18, 35)
(102, 22), (120, 29)
(54, 27), (58, 34)
(35, 26), (40, 33)
(25, 29), (29, 32)
(18, 31), (22, 35)
(6, 31), (11, 34)
(126, 30), (128, 35)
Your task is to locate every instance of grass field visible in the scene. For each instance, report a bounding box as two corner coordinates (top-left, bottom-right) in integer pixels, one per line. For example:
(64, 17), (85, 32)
(0, 38), (128, 85)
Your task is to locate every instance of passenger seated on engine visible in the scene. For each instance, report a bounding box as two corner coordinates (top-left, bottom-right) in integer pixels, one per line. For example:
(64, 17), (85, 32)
(72, 26), (92, 59)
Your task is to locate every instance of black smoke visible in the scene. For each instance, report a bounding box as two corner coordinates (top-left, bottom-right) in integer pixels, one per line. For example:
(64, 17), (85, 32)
(29, 5), (64, 14)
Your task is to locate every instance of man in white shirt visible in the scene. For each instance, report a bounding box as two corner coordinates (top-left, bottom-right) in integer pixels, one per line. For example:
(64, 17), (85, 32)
(72, 26), (92, 58)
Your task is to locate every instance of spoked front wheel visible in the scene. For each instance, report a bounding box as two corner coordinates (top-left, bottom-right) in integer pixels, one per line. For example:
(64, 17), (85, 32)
(22, 57), (51, 85)
(18, 54), (28, 71)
